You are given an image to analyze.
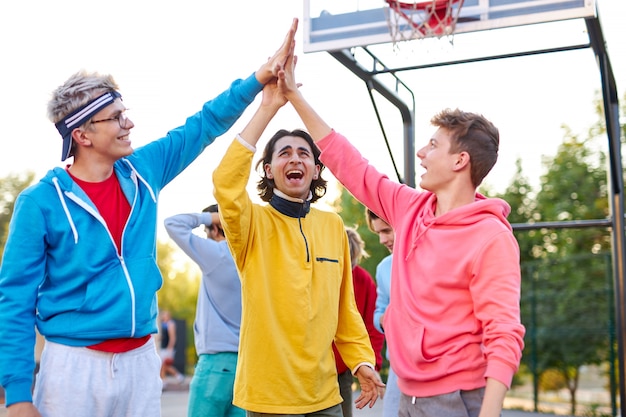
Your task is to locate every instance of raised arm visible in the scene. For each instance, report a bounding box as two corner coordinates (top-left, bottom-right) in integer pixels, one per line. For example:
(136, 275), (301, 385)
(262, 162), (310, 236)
(164, 212), (222, 268)
(239, 78), (288, 148)
(213, 59), (291, 261)
(277, 49), (331, 141)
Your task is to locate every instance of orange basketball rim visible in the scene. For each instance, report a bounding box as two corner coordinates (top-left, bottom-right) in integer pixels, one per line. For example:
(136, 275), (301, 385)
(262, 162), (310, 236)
(385, 0), (464, 38)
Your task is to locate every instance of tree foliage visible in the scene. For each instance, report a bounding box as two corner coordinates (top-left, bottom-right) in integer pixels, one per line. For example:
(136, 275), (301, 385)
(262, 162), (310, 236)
(499, 94), (620, 415)
(330, 183), (391, 278)
(0, 171), (35, 259)
(156, 239), (201, 372)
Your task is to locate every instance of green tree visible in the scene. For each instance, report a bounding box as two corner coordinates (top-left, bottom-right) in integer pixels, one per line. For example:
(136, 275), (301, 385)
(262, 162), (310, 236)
(0, 171), (35, 259)
(500, 158), (540, 257)
(156, 239), (201, 373)
(511, 127), (611, 415)
(330, 184), (389, 278)
(499, 159), (542, 389)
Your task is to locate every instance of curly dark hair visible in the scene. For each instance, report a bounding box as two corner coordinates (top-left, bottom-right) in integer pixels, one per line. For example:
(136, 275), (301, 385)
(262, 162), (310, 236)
(255, 129), (327, 203)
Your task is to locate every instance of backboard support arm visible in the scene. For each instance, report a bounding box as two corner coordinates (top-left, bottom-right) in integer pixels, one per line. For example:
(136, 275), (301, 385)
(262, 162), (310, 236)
(329, 48), (416, 188)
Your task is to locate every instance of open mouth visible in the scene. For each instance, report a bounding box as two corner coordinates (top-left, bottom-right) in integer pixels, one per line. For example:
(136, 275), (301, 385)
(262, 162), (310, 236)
(286, 170), (303, 180)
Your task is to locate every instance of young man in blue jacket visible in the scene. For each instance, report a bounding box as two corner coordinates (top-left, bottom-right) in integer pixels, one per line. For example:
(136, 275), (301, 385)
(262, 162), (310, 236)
(0, 19), (297, 417)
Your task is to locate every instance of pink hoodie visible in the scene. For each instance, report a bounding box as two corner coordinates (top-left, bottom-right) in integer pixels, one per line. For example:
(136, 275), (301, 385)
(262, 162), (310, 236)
(317, 130), (525, 397)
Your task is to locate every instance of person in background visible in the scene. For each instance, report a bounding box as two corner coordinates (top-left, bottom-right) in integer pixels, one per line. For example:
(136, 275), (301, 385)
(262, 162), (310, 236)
(278, 44), (525, 417)
(164, 204), (244, 417)
(159, 310), (185, 385)
(0, 19), (297, 417)
(365, 208), (400, 417)
(333, 226), (385, 417)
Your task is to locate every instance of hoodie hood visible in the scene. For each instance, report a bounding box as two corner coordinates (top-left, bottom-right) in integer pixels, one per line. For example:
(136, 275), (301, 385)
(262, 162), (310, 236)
(40, 160), (157, 244)
(431, 193), (511, 227)
(406, 192), (512, 260)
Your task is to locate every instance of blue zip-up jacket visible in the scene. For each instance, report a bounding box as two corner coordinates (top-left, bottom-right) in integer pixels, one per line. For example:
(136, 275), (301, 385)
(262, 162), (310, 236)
(0, 73), (262, 407)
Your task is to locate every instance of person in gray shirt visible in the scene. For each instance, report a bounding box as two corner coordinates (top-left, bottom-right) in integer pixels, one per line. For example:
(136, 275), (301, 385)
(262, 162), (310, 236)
(164, 204), (243, 417)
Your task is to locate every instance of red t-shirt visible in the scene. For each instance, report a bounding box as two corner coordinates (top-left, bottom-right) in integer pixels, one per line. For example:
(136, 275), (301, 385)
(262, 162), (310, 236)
(68, 169), (150, 352)
(69, 170), (130, 255)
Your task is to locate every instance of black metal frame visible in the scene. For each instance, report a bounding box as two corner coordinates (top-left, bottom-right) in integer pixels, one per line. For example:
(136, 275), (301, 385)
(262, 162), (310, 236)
(327, 13), (625, 416)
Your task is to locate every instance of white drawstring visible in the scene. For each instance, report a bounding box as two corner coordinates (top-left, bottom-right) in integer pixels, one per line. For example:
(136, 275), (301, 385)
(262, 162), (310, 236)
(123, 159), (156, 203)
(110, 353), (119, 379)
(52, 177), (78, 244)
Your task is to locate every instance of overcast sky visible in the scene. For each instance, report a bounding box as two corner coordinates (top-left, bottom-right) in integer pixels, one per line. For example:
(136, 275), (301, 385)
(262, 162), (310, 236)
(0, 0), (624, 240)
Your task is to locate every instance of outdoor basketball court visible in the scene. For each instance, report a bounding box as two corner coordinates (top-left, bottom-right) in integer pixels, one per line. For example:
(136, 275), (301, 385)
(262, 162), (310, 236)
(303, 1), (624, 415)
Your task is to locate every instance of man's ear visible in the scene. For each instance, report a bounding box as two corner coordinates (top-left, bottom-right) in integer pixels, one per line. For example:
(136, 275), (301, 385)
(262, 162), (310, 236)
(71, 127), (91, 148)
(264, 163), (274, 179)
(453, 151), (470, 172)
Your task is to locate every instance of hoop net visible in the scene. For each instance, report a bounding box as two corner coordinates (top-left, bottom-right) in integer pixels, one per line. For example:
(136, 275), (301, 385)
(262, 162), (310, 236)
(385, 0), (464, 44)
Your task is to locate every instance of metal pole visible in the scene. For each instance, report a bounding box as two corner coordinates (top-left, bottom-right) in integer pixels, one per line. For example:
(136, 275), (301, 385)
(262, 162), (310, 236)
(586, 16), (626, 417)
(329, 49), (416, 187)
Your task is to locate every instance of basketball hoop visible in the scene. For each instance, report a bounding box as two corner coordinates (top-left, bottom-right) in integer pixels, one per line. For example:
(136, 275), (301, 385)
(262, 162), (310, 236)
(385, 0), (464, 44)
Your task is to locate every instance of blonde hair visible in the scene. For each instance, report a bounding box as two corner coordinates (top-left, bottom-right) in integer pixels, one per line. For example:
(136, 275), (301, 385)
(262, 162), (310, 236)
(345, 226), (369, 268)
(47, 70), (119, 124)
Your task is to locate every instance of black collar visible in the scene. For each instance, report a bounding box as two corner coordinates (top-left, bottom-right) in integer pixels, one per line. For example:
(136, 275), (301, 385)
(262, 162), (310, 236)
(269, 191), (311, 218)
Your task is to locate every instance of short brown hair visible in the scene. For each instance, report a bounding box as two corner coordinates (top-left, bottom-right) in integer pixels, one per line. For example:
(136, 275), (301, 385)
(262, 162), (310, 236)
(431, 108), (499, 188)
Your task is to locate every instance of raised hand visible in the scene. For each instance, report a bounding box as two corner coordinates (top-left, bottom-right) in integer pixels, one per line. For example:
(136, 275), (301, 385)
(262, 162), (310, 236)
(277, 48), (300, 101)
(260, 80), (288, 111)
(256, 18), (298, 85)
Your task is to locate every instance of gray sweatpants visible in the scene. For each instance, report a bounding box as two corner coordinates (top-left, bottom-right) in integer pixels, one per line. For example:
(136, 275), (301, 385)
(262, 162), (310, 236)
(33, 338), (162, 417)
(399, 387), (488, 417)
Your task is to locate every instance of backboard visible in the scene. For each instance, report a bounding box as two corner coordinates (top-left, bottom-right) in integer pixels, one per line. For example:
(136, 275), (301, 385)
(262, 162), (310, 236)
(303, 0), (597, 53)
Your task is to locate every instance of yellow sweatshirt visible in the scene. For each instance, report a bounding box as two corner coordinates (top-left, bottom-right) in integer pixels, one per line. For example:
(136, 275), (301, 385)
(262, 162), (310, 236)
(213, 137), (375, 414)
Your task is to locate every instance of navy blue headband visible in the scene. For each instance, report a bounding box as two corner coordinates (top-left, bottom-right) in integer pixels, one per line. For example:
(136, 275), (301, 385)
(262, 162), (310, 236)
(55, 90), (122, 161)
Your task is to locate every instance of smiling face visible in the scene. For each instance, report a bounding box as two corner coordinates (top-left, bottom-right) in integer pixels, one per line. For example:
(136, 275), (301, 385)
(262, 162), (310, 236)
(80, 99), (134, 162)
(264, 135), (321, 201)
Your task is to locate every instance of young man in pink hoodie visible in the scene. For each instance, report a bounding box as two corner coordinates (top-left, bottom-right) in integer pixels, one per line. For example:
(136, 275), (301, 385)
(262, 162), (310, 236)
(276, 48), (525, 417)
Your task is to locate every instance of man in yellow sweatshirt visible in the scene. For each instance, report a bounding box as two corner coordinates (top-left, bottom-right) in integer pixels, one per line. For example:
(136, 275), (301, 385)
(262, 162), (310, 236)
(212, 18), (383, 417)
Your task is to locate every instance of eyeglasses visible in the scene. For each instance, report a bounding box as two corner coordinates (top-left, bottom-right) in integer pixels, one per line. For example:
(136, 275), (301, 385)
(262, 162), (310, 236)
(91, 110), (131, 129)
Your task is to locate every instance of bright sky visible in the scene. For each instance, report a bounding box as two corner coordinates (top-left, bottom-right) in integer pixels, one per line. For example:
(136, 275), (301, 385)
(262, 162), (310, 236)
(1, 0), (624, 241)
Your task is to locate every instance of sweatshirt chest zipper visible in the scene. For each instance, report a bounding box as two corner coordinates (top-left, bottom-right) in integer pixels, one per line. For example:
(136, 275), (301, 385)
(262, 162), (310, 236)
(297, 206), (310, 263)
